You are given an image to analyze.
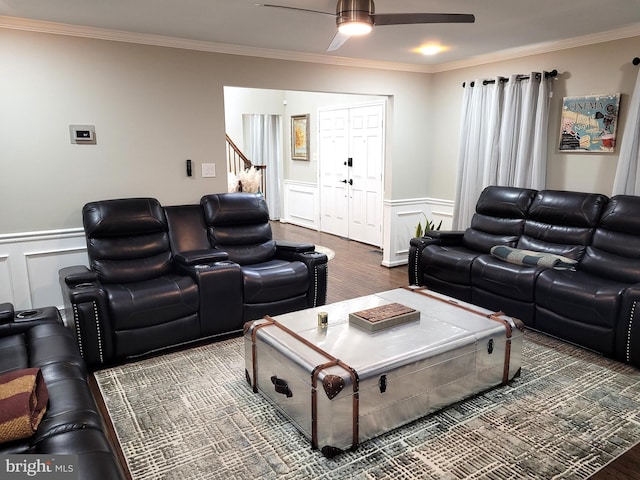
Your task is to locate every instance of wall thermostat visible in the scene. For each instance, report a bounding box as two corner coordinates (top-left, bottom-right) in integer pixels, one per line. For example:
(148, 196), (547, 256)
(70, 125), (96, 144)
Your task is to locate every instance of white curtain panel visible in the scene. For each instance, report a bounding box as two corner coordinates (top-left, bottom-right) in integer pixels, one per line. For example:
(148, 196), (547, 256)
(612, 67), (640, 195)
(453, 79), (498, 229)
(245, 114), (283, 219)
(453, 73), (552, 229)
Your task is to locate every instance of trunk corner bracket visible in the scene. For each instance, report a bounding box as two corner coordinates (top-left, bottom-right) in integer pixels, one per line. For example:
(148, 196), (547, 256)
(322, 374), (345, 399)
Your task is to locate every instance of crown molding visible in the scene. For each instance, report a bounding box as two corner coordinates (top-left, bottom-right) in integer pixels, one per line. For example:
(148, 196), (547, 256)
(432, 22), (640, 73)
(0, 16), (432, 73)
(1, 15), (639, 75)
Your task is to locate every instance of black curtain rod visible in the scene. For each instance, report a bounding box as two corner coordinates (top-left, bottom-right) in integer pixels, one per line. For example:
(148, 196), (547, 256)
(633, 57), (640, 66)
(463, 69), (558, 88)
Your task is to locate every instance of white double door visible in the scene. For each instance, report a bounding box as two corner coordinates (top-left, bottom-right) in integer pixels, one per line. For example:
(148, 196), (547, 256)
(319, 103), (384, 247)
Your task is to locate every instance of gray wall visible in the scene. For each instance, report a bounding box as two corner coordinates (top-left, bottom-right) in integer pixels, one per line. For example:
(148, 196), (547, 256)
(1, 26), (639, 234)
(0, 28), (429, 234)
(429, 36), (640, 199)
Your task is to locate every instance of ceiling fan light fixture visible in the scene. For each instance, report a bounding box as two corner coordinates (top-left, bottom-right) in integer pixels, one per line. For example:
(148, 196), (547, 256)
(336, 0), (374, 35)
(338, 21), (373, 35)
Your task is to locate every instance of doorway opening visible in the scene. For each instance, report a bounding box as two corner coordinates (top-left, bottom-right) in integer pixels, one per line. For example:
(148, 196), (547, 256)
(224, 87), (388, 247)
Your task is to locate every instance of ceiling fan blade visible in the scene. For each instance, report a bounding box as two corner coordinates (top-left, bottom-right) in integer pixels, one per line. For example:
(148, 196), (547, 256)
(373, 13), (475, 26)
(327, 30), (351, 51)
(256, 4), (333, 16)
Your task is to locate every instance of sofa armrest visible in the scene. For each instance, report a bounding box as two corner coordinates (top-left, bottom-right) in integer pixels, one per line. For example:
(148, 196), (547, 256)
(0, 306), (62, 337)
(272, 243), (328, 307)
(174, 249), (229, 266)
(62, 267), (98, 287)
(292, 251), (328, 307)
(408, 231), (465, 286)
(59, 266), (113, 369)
(274, 240), (315, 258)
(616, 285), (640, 368)
(417, 230), (465, 242)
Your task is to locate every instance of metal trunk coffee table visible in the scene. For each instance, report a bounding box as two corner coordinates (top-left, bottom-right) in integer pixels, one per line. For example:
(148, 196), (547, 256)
(244, 286), (523, 457)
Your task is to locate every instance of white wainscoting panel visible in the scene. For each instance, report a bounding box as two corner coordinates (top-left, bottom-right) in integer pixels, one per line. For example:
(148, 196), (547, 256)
(282, 181), (319, 230)
(0, 255), (13, 303)
(25, 247), (89, 310)
(382, 197), (454, 267)
(0, 229), (88, 311)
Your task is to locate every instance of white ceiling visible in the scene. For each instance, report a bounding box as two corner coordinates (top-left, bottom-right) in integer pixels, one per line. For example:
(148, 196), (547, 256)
(2, 0), (640, 71)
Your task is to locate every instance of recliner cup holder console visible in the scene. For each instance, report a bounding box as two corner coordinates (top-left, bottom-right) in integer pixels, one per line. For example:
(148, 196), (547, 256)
(14, 307), (61, 323)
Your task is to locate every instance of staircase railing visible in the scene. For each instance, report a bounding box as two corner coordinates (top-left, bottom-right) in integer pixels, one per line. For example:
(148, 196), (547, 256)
(226, 134), (267, 198)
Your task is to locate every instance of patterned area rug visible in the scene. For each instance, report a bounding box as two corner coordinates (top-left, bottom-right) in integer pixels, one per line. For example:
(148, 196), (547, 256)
(94, 331), (640, 479)
(314, 245), (335, 261)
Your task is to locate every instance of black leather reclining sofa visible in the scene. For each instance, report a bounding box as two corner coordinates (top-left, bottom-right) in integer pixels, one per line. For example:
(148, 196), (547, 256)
(409, 186), (640, 368)
(0, 303), (125, 479)
(60, 193), (328, 370)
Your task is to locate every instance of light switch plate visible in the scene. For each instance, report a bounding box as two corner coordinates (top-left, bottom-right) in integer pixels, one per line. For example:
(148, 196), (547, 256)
(201, 163), (216, 178)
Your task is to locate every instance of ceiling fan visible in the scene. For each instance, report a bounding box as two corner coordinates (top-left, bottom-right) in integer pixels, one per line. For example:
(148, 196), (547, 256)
(257, 0), (475, 51)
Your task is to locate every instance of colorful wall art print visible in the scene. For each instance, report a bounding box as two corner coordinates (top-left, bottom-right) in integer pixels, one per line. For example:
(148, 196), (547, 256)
(559, 93), (620, 152)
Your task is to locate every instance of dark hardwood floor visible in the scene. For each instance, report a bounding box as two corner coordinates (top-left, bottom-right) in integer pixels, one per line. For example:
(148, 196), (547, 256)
(271, 221), (409, 304)
(590, 442), (640, 479)
(273, 221), (640, 479)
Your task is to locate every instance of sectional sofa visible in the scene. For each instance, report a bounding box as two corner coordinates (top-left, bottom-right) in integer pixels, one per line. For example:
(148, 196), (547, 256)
(409, 186), (640, 368)
(0, 303), (125, 479)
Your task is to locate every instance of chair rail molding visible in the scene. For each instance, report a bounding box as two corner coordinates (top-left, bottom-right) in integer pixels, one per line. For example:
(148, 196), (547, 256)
(0, 228), (88, 311)
(382, 197), (454, 267)
(0, 197), (453, 310)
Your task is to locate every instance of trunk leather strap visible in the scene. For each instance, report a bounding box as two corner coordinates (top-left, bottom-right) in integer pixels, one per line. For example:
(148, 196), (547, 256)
(249, 316), (360, 452)
(404, 286), (522, 384)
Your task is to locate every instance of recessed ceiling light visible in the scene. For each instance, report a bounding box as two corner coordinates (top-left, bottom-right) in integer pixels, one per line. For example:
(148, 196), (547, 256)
(416, 44), (446, 56)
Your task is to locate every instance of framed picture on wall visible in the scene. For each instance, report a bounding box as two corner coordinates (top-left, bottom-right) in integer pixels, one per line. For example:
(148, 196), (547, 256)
(291, 114), (310, 160)
(558, 93), (620, 152)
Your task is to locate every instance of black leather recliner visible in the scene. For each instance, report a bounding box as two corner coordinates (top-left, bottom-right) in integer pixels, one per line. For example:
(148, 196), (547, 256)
(60, 198), (244, 369)
(535, 195), (640, 358)
(471, 190), (607, 324)
(409, 186), (536, 302)
(0, 303), (125, 479)
(60, 194), (328, 369)
(409, 186), (640, 368)
(200, 193), (328, 322)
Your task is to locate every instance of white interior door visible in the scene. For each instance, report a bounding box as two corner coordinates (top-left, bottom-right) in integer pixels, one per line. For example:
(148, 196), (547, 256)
(319, 103), (384, 246)
(348, 104), (384, 246)
(319, 108), (349, 237)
